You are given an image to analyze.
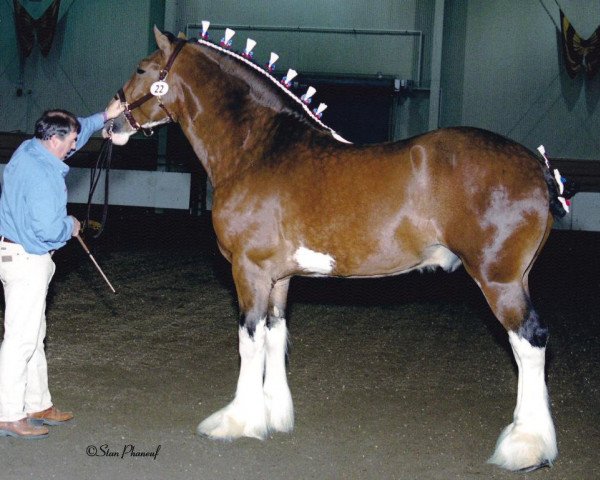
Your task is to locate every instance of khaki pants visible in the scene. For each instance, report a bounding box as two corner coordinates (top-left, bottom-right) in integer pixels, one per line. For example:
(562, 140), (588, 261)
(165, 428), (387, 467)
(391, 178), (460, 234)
(0, 241), (55, 421)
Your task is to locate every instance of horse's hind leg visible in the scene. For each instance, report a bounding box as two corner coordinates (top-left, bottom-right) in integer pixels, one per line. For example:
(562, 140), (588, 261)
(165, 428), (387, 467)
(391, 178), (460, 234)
(470, 275), (557, 471)
(197, 260), (271, 440)
(264, 278), (294, 432)
(495, 318), (556, 472)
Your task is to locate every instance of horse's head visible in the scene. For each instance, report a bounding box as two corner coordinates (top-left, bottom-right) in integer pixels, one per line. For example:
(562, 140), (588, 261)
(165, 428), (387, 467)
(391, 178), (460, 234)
(105, 27), (184, 145)
(106, 24), (349, 161)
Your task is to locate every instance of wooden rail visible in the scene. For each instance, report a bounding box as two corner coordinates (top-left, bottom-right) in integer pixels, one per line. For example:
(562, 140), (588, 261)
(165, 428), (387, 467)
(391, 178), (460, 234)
(0, 132), (158, 170)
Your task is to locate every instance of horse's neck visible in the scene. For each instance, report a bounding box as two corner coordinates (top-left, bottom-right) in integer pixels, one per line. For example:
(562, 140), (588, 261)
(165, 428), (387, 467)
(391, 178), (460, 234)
(178, 105), (280, 188)
(176, 58), (313, 186)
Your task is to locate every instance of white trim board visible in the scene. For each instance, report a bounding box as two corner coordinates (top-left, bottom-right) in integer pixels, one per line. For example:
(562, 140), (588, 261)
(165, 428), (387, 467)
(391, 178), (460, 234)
(0, 166), (191, 210)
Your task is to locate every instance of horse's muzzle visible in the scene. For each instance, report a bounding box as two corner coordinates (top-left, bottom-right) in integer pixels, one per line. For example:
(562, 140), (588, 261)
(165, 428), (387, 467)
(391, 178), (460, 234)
(103, 115), (134, 145)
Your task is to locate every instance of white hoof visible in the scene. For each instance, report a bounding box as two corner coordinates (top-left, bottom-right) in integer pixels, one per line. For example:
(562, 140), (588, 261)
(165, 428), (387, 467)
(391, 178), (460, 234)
(265, 386), (294, 433)
(488, 422), (557, 471)
(196, 402), (267, 440)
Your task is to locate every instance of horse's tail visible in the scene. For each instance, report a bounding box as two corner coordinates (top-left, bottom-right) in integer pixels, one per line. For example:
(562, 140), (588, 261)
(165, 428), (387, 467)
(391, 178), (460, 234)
(539, 159), (578, 220)
(542, 167), (567, 219)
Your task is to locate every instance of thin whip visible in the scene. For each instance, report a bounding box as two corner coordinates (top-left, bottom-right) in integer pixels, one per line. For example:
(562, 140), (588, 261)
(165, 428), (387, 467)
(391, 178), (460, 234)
(76, 234), (116, 294)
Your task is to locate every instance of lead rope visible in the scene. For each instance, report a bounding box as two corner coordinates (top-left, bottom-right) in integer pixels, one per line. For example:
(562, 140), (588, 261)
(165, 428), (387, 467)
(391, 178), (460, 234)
(85, 137), (113, 238)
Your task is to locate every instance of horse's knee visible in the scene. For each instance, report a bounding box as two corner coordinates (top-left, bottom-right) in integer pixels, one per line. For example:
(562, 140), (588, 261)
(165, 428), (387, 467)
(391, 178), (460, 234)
(238, 315), (267, 363)
(239, 312), (266, 338)
(517, 308), (548, 348)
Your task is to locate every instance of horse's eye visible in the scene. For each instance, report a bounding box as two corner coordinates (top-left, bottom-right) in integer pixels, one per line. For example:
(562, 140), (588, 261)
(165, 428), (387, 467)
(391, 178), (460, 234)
(137, 68), (145, 75)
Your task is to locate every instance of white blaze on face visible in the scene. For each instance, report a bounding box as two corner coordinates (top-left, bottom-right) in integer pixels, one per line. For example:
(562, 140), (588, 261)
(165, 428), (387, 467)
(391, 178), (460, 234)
(293, 246), (335, 274)
(108, 131), (135, 146)
(141, 118), (171, 129)
(108, 118), (171, 146)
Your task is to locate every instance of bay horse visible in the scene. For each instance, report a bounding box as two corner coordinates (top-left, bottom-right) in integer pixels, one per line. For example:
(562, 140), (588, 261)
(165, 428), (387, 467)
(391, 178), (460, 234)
(106, 27), (565, 472)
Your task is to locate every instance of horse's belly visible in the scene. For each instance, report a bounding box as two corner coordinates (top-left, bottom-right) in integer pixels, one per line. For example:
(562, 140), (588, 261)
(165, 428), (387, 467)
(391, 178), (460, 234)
(292, 244), (462, 278)
(411, 244), (462, 273)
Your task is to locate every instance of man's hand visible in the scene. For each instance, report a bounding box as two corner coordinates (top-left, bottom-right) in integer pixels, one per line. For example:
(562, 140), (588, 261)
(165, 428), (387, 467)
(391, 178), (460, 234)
(104, 99), (125, 121)
(70, 216), (81, 237)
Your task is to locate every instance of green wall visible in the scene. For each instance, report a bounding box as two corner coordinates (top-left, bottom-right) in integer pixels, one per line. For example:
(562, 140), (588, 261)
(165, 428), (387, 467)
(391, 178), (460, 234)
(1, 0), (598, 159)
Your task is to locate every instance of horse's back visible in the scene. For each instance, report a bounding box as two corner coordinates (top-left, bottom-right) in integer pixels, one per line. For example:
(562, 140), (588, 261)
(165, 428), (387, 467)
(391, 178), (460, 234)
(323, 127), (549, 276)
(284, 126), (547, 200)
(284, 126), (551, 237)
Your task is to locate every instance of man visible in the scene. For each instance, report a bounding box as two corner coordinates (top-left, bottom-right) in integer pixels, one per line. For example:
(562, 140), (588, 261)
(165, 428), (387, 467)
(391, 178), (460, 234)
(0, 101), (123, 438)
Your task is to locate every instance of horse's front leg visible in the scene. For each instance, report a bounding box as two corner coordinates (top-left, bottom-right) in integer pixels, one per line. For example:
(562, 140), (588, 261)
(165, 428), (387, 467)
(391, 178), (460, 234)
(264, 278), (294, 433)
(197, 259), (271, 440)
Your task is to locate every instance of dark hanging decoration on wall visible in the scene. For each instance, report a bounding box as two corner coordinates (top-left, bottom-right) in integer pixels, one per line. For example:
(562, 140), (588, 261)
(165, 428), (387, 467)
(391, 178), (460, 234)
(13, 0), (61, 57)
(560, 9), (600, 79)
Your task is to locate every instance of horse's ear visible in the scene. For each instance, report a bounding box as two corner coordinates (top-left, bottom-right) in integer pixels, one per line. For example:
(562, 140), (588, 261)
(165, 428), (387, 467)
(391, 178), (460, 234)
(177, 31), (187, 40)
(154, 25), (171, 53)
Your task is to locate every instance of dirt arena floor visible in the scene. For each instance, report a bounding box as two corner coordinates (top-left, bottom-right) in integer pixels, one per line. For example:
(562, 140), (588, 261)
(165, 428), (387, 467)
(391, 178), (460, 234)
(0, 210), (598, 480)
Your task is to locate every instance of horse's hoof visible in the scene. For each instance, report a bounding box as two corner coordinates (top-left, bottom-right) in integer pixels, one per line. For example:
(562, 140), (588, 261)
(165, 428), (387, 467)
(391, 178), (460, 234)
(489, 421), (557, 471)
(196, 403), (267, 440)
(517, 460), (551, 473)
(195, 424), (227, 440)
(196, 414), (241, 440)
(264, 388), (294, 433)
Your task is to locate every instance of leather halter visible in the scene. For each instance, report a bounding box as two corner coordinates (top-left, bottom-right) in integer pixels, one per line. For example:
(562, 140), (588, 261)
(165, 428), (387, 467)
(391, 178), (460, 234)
(116, 40), (186, 135)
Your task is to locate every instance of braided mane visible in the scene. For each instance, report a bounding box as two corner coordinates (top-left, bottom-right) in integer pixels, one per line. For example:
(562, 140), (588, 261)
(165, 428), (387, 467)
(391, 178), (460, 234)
(185, 36), (350, 144)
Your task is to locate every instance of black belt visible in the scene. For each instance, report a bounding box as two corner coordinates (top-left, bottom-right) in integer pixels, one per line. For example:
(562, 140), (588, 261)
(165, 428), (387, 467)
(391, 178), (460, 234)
(0, 236), (54, 255)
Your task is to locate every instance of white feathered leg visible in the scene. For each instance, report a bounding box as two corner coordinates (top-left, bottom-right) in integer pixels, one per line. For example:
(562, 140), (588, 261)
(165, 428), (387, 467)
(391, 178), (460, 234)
(264, 318), (294, 432)
(197, 318), (268, 439)
(488, 331), (557, 471)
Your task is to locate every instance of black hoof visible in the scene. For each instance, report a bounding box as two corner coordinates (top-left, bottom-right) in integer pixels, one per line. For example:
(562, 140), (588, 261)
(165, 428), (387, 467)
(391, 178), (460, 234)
(517, 460), (551, 473)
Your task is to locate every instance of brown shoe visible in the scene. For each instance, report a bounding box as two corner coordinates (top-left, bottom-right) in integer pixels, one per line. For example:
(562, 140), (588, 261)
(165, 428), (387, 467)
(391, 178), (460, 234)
(0, 418), (49, 439)
(27, 406), (74, 426)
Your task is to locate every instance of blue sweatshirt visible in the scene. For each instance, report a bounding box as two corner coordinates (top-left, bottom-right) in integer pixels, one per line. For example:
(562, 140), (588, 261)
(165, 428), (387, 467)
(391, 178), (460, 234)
(0, 113), (104, 254)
